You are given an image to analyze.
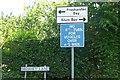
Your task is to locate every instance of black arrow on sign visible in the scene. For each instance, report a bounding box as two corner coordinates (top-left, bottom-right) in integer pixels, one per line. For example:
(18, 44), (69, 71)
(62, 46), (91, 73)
(79, 17), (86, 21)
(59, 10), (65, 14)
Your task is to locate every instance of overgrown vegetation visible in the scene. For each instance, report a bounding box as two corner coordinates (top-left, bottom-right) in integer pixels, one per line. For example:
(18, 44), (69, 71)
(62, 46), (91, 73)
(0, 1), (119, 79)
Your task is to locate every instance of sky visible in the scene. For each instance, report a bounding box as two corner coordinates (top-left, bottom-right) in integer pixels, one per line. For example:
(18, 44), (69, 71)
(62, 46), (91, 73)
(0, 0), (64, 16)
(0, 0), (38, 16)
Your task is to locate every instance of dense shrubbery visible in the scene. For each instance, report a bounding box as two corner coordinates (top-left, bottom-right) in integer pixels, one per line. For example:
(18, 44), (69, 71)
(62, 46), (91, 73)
(0, 1), (119, 79)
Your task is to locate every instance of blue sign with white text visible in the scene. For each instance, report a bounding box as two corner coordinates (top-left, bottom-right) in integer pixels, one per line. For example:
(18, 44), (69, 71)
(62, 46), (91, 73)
(60, 24), (84, 47)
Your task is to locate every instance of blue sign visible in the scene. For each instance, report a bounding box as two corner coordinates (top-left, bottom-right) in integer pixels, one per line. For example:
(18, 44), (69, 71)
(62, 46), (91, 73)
(60, 24), (84, 47)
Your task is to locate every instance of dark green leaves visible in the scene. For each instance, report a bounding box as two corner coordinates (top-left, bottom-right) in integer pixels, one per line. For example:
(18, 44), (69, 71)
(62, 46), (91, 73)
(1, 1), (119, 79)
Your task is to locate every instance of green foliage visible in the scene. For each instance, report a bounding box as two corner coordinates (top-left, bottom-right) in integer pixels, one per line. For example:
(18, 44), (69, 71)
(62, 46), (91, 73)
(1, 1), (119, 79)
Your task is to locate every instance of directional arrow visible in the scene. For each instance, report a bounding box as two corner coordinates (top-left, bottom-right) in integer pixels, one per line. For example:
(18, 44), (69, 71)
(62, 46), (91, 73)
(59, 10), (65, 14)
(79, 17), (86, 21)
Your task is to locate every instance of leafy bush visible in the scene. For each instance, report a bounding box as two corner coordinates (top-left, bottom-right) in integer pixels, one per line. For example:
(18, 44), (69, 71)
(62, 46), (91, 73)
(1, 1), (119, 79)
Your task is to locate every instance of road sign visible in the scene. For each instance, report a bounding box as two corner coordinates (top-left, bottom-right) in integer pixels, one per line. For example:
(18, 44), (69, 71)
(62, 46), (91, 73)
(60, 24), (84, 47)
(57, 6), (88, 23)
(21, 66), (49, 71)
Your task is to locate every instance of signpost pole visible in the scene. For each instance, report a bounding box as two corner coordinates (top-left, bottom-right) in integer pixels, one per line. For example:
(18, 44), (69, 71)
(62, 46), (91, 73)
(44, 71), (46, 80)
(71, 47), (74, 80)
(44, 65), (47, 80)
(57, 5), (87, 80)
(24, 64), (27, 80)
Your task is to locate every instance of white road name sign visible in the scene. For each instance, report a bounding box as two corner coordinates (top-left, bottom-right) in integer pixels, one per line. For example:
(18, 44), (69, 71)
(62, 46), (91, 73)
(21, 66), (50, 71)
(57, 6), (88, 23)
(57, 17), (87, 23)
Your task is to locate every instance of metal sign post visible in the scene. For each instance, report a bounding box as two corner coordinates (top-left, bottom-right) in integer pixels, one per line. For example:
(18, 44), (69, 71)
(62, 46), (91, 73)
(60, 23), (84, 80)
(24, 64), (27, 80)
(44, 65), (47, 80)
(44, 71), (46, 80)
(57, 6), (87, 80)
(71, 47), (74, 80)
